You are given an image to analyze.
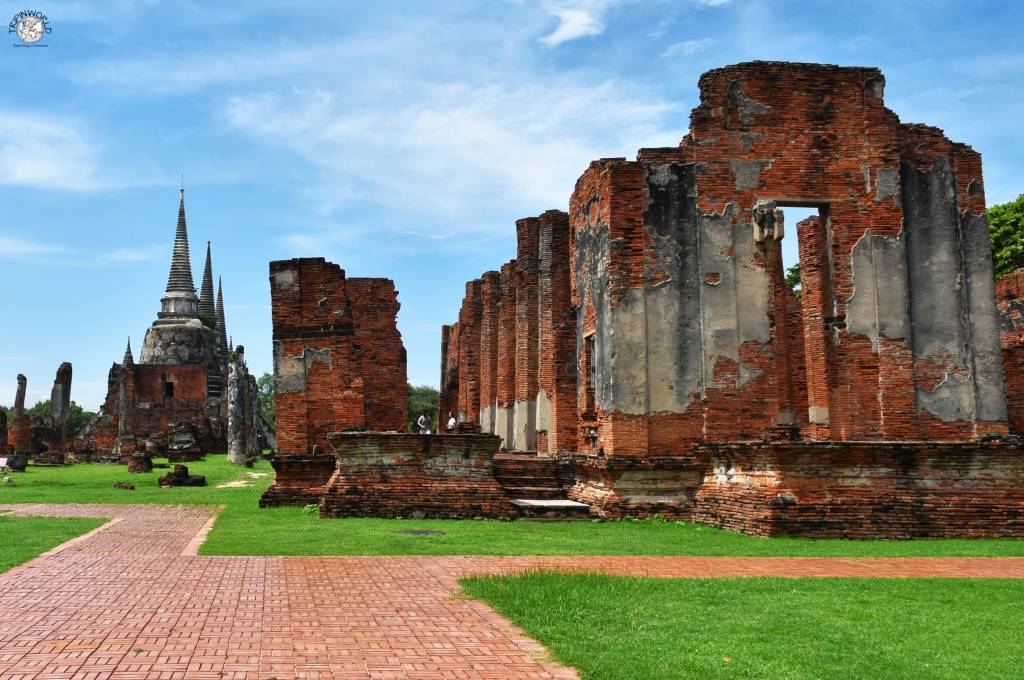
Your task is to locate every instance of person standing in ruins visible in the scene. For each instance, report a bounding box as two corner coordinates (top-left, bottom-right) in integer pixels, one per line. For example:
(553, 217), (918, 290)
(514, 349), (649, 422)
(417, 410), (431, 434)
(446, 412), (456, 432)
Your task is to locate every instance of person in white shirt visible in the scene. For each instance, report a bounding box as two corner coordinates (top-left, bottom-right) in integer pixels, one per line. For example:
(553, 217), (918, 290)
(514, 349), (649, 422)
(417, 410), (431, 434)
(446, 412), (456, 432)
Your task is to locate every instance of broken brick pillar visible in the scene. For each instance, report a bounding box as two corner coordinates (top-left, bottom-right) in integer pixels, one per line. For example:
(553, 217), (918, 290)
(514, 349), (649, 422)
(457, 280), (482, 424)
(347, 278), (408, 431)
(10, 374), (31, 455)
(438, 323), (460, 430)
(478, 270), (500, 434)
(536, 209), (577, 455)
(49, 362), (73, 441)
(0, 410), (7, 456)
(262, 257), (408, 507)
(513, 217), (540, 451)
(494, 260), (517, 448)
(997, 268), (1024, 436)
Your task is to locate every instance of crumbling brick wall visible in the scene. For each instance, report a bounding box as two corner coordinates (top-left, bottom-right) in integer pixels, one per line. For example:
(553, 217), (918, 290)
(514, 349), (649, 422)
(478, 271), (500, 433)
(513, 218), (540, 451)
(457, 280), (482, 424)
(495, 260), (517, 447)
(438, 323), (460, 429)
(537, 210), (577, 455)
(997, 268), (1024, 435)
(262, 257), (408, 506)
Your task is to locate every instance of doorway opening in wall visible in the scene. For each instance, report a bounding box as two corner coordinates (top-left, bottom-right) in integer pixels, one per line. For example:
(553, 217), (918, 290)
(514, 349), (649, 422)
(163, 378), (174, 399)
(583, 333), (596, 416)
(778, 206), (819, 298)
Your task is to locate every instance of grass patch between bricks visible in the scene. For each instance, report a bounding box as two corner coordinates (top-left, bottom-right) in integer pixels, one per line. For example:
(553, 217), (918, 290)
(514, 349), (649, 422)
(0, 515), (105, 573)
(460, 573), (1024, 679)
(3, 454), (1024, 557)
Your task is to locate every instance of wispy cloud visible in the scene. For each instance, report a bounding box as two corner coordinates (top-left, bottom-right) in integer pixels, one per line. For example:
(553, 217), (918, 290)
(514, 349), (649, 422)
(540, 0), (614, 46)
(696, 0), (730, 6)
(0, 112), (103, 191)
(662, 38), (713, 58)
(225, 77), (678, 239)
(95, 245), (166, 264)
(0, 236), (66, 258)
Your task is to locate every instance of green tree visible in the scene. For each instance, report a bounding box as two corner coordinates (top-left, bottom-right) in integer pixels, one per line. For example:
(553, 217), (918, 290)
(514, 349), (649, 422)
(784, 262), (802, 297)
(257, 372), (275, 428)
(408, 384), (439, 432)
(9, 400), (95, 437)
(989, 195), (1024, 278)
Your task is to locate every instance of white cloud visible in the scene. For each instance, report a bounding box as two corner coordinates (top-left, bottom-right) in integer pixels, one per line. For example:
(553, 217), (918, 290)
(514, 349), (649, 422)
(95, 245), (165, 264)
(0, 236), (65, 258)
(541, 0), (614, 46)
(696, 0), (730, 6)
(0, 113), (103, 191)
(662, 38), (713, 58)
(225, 77), (679, 241)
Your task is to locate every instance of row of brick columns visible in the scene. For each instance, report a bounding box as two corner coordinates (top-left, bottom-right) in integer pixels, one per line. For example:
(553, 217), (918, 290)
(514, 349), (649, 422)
(441, 210), (576, 455)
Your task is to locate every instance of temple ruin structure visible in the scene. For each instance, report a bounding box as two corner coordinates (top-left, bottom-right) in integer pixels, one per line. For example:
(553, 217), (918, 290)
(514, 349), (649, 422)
(260, 258), (409, 506)
(437, 62), (1024, 537)
(74, 189), (268, 463)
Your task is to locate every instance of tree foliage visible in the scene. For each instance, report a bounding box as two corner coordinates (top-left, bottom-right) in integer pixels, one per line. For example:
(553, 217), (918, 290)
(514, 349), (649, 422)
(784, 262), (802, 297)
(989, 194), (1024, 278)
(257, 372), (275, 428)
(2, 400), (95, 437)
(408, 384), (439, 432)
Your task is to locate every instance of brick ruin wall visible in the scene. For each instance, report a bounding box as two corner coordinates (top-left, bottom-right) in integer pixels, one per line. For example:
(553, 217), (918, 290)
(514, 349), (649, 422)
(261, 257), (407, 506)
(996, 268), (1024, 436)
(319, 432), (515, 519)
(438, 61), (1024, 537)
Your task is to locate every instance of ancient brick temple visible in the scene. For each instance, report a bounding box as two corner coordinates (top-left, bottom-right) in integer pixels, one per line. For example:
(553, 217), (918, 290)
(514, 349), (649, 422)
(440, 62), (1024, 538)
(260, 258), (409, 506)
(75, 189), (267, 462)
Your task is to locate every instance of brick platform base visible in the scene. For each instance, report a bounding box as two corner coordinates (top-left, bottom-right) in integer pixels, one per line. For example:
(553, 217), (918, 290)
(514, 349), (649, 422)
(567, 439), (1024, 538)
(259, 453), (336, 507)
(320, 432), (517, 518)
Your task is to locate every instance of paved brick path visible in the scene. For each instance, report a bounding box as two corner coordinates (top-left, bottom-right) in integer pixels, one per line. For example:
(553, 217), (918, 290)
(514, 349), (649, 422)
(1, 504), (1023, 679)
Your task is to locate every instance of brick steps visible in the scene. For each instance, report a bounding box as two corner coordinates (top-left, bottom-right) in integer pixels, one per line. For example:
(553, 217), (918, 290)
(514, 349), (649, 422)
(502, 485), (566, 500)
(511, 499), (592, 520)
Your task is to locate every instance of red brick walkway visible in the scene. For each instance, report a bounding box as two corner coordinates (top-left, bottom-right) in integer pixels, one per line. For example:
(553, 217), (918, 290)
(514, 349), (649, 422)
(1, 504), (1023, 679)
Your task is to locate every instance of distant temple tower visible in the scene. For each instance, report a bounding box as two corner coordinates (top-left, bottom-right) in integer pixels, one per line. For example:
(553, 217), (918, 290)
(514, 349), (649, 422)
(140, 188), (225, 396)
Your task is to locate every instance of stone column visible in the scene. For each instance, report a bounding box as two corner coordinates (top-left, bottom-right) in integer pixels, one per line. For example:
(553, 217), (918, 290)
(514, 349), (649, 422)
(513, 217), (540, 451)
(478, 271), (500, 433)
(495, 260), (517, 448)
(10, 375), (31, 454)
(537, 210), (577, 455)
(457, 280), (483, 424)
(50, 362), (73, 440)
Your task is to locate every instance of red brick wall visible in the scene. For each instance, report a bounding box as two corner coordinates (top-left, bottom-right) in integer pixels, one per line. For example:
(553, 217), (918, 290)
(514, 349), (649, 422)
(997, 269), (1024, 435)
(537, 209), (577, 454)
(515, 218), (540, 407)
(496, 260), (517, 409)
(438, 323), (459, 428)
(478, 270), (500, 430)
(347, 278), (408, 432)
(457, 280), (483, 423)
(270, 257), (407, 456)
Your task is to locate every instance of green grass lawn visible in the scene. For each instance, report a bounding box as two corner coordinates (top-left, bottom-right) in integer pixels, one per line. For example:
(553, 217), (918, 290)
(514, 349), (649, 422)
(3, 455), (1024, 557)
(0, 515), (105, 573)
(461, 573), (1024, 679)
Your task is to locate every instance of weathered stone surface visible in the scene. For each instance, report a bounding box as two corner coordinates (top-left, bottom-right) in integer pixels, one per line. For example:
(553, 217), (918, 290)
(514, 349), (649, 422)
(158, 463), (205, 487)
(227, 346), (261, 466)
(126, 454), (153, 473)
(319, 433), (515, 519)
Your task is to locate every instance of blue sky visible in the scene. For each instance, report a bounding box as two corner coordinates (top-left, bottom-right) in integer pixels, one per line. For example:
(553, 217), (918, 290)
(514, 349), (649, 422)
(1, 0), (1022, 409)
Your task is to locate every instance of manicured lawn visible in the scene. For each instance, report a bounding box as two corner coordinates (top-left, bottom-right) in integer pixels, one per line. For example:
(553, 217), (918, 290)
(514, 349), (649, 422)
(0, 515), (105, 573)
(4, 455), (1024, 557)
(461, 573), (1024, 679)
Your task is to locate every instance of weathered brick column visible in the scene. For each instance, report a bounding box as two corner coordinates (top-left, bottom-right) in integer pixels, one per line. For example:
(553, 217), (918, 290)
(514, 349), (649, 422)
(513, 217), (540, 451)
(438, 323), (460, 429)
(495, 260), (517, 448)
(537, 209), (577, 455)
(347, 278), (407, 431)
(478, 271), (500, 433)
(9, 374), (30, 454)
(457, 280), (483, 424)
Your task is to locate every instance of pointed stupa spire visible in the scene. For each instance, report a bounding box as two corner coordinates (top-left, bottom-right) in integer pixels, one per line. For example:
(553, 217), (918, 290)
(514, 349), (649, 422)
(123, 337), (134, 365)
(165, 188), (196, 294)
(216, 276), (229, 353)
(198, 241), (216, 320)
(157, 187), (200, 320)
